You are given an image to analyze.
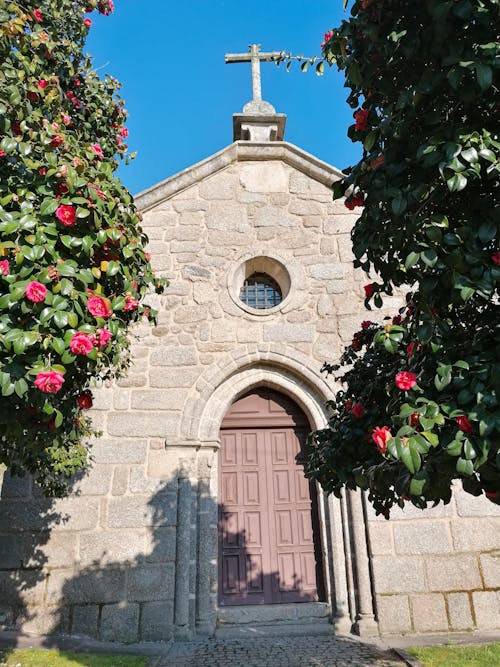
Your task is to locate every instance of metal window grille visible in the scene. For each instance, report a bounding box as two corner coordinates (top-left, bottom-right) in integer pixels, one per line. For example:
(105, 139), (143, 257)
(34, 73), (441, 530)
(239, 272), (282, 309)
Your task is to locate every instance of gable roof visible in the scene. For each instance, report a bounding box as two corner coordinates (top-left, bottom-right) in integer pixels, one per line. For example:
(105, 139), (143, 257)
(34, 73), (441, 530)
(135, 140), (343, 212)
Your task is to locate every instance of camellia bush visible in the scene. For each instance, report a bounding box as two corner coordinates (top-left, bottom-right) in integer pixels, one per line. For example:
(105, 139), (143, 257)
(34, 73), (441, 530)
(0, 0), (164, 496)
(304, 0), (499, 516)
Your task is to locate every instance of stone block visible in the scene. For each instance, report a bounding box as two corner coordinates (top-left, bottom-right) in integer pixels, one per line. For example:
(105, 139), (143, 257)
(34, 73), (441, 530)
(90, 439), (147, 465)
(199, 172), (238, 200)
(107, 412), (179, 438)
(455, 487), (500, 517)
(71, 465), (113, 496)
(0, 535), (23, 568)
(372, 556), (425, 593)
(129, 468), (175, 495)
(126, 563), (175, 602)
(376, 595), (411, 634)
(324, 214), (358, 235)
(47, 568), (126, 604)
(171, 240), (201, 254)
(100, 602), (139, 642)
(145, 527), (177, 563)
(140, 600), (174, 641)
(425, 555), (481, 591)
(150, 346), (198, 367)
(240, 163), (288, 193)
(447, 592), (474, 630)
(0, 471), (31, 498)
(113, 389), (130, 410)
(367, 523), (394, 556)
(309, 263), (349, 281)
(251, 206), (295, 228)
(480, 552), (500, 588)
(207, 200), (248, 232)
(131, 389), (188, 411)
(393, 521), (452, 555)
(106, 495), (177, 529)
(71, 604), (99, 638)
(79, 530), (146, 566)
(451, 518), (500, 552)
(0, 570), (47, 606)
(111, 466), (129, 496)
(411, 593), (448, 632)
(263, 323), (314, 343)
(17, 605), (69, 636)
(149, 367), (200, 388)
(24, 532), (77, 569)
(472, 591), (500, 629)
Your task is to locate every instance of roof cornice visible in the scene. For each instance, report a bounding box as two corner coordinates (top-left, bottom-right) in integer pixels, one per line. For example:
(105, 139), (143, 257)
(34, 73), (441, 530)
(135, 141), (343, 212)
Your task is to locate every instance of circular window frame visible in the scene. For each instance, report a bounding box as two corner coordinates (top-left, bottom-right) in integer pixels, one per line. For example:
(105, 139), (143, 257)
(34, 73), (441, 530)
(228, 255), (292, 316)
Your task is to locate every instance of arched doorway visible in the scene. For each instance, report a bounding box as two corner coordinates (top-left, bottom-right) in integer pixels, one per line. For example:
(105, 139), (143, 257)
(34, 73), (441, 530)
(218, 387), (325, 606)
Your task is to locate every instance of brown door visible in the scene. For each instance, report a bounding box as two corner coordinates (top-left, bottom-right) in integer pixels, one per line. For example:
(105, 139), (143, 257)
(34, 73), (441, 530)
(218, 388), (324, 606)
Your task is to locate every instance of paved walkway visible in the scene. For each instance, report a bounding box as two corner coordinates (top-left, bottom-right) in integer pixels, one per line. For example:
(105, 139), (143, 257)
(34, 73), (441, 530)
(151, 634), (408, 667)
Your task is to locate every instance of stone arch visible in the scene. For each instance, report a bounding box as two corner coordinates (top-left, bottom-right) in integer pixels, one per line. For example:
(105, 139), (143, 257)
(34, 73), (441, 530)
(182, 346), (334, 443)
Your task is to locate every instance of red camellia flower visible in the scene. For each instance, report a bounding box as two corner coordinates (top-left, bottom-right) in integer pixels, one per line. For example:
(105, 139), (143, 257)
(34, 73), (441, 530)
(55, 204), (76, 226)
(352, 403), (365, 418)
(33, 8), (42, 21)
(37, 79), (48, 89)
(77, 391), (93, 409)
(69, 332), (94, 355)
(0, 260), (8, 276)
(0, 150), (6, 157)
(406, 341), (415, 357)
(410, 412), (420, 428)
(364, 283), (375, 298)
(88, 295), (112, 318)
(354, 108), (370, 132)
(34, 371), (64, 393)
(395, 371), (417, 391)
(91, 143), (103, 159)
(27, 91), (38, 102)
(50, 135), (64, 148)
(456, 415), (474, 434)
(392, 315), (402, 325)
(361, 320), (373, 330)
(345, 193), (364, 210)
(372, 426), (392, 454)
(124, 295), (139, 311)
(25, 281), (47, 302)
(492, 251), (500, 266)
(345, 400), (352, 411)
(84, 18), (92, 27)
(321, 30), (334, 49)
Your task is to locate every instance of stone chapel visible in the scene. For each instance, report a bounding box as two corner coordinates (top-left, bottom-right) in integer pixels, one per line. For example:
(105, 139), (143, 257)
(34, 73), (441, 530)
(0, 46), (499, 643)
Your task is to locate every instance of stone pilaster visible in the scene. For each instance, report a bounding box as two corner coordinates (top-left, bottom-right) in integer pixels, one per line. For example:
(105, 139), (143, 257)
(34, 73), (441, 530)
(174, 460), (192, 639)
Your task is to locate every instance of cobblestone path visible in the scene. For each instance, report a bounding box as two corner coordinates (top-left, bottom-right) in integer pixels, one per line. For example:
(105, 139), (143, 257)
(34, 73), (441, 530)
(154, 634), (407, 667)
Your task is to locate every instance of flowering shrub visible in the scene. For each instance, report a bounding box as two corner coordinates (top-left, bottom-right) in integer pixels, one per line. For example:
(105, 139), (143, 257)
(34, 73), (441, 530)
(306, 0), (499, 516)
(0, 0), (164, 496)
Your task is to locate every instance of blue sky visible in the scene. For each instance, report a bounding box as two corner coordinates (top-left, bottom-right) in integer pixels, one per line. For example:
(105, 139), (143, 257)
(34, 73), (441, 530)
(86, 1), (360, 195)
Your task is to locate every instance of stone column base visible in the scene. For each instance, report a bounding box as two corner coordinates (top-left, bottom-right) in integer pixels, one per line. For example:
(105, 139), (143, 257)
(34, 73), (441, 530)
(353, 614), (379, 637)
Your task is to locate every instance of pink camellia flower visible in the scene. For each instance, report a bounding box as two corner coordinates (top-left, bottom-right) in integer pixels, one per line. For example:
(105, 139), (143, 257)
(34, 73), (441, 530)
(88, 295), (112, 318)
(62, 114), (71, 125)
(321, 30), (333, 49)
(456, 415), (474, 435)
(77, 391), (93, 409)
(37, 79), (48, 89)
(372, 426), (392, 455)
(119, 126), (129, 138)
(55, 204), (76, 226)
(91, 143), (103, 159)
(364, 283), (375, 298)
(33, 8), (42, 21)
(123, 295), (139, 311)
(0, 260), (8, 276)
(395, 371), (417, 391)
(69, 332), (94, 355)
(34, 371), (64, 393)
(94, 327), (112, 347)
(25, 281), (47, 302)
(84, 18), (92, 27)
(0, 150), (6, 157)
(352, 403), (365, 418)
(354, 108), (370, 132)
(492, 251), (500, 266)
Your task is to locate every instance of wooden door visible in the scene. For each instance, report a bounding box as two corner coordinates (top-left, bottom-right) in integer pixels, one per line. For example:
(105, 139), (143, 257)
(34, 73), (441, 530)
(218, 389), (323, 606)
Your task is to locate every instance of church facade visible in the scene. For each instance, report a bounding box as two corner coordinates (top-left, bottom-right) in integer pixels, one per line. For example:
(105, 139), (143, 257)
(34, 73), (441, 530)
(0, 58), (499, 642)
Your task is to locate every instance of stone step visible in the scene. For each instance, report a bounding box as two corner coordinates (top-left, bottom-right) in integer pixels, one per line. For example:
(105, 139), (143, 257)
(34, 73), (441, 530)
(217, 602), (331, 627)
(216, 621), (333, 640)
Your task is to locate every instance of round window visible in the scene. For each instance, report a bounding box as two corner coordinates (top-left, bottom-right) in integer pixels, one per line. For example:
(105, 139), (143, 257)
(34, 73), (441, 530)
(228, 255), (291, 315)
(239, 272), (282, 310)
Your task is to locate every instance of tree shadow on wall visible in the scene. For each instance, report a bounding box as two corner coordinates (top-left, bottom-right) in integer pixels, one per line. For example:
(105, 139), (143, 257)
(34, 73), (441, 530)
(0, 470), (65, 633)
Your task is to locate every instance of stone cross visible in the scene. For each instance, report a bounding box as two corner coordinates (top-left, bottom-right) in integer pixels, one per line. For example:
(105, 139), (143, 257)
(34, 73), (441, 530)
(225, 44), (283, 103)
